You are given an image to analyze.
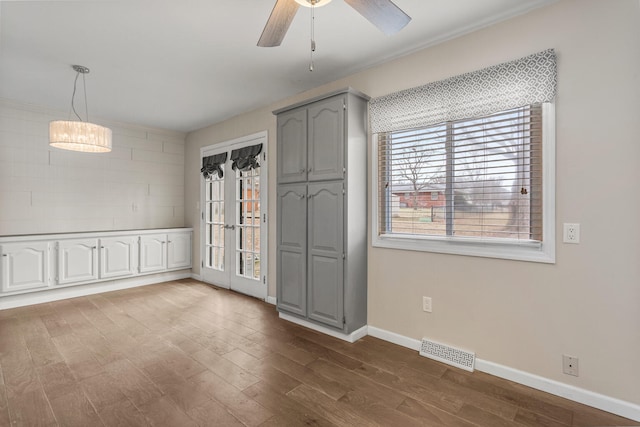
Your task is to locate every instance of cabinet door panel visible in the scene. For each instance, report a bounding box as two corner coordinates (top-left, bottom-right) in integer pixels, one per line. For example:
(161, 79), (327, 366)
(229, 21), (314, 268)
(100, 237), (137, 279)
(139, 234), (167, 273)
(308, 96), (345, 182)
(307, 182), (344, 328)
(58, 239), (99, 285)
(1, 242), (50, 292)
(278, 250), (306, 316)
(277, 184), (307, 316)
(308, 255), (342, 327)
(167, 232), (192, 269)
(277, 109), (307, 183)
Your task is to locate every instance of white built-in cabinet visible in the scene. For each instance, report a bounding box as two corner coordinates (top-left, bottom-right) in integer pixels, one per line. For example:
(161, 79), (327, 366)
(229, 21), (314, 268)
(100, 236), (137, 279)
(57, 239), (99, 285)
(167, 232), (192, 270)
(0, 228), (192, 297)
(275, 88), (369, 334)
(139, 234), (167, 273)
(139, 232), (192, 273)
(0, 241), (50, 293)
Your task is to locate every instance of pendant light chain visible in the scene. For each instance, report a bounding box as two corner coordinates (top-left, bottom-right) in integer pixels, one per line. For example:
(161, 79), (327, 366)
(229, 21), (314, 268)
(82, 71), (89, 122)
(70, 66), (91, 122)
(71, 71), (83, 121)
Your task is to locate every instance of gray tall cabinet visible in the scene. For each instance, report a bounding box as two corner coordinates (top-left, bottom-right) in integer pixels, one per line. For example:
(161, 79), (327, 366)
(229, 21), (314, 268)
(275, 88), (369, 335)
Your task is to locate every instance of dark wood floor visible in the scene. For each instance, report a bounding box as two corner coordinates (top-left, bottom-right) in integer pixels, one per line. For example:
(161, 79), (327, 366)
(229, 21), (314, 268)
(0, 279), (637, 427)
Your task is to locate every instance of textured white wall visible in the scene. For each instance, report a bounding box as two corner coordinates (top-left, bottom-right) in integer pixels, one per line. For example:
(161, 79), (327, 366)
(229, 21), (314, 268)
(187, 0), (640, 405)
(0, 99), (186, 235)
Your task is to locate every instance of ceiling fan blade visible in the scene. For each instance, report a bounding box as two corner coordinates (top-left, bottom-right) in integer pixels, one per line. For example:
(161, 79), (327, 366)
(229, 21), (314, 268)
(344, 0), (411, 35)
(258, 0), (300, 47)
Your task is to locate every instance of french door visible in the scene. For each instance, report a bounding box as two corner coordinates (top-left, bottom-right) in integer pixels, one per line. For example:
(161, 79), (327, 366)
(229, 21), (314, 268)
(201, 132), (267, 300)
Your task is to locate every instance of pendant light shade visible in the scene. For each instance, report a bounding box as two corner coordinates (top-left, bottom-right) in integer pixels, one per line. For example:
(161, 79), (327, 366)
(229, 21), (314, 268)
(49, 65), (112, 153)
(49, 121), (112, 153)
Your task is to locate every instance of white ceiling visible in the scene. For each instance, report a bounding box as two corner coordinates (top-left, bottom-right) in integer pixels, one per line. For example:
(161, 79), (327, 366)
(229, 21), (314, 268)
(0, 0), (556, 133)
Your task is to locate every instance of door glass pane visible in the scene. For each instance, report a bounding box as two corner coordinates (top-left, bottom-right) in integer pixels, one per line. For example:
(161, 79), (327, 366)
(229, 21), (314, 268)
(205, 173), (225, 271)
(235, 167), (261, 280)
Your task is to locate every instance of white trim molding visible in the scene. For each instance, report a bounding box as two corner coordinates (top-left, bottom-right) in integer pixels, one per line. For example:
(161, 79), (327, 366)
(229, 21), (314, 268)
(0, 271), (191, 311)
(476, 359), (640, 422)
(279, 312), (368, 343)
(367, 326), (640, 422)
(371, 104), (556, 264)
(265, 296), (277, 305)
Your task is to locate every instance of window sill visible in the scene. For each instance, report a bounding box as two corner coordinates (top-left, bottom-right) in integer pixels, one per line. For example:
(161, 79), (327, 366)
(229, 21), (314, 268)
(372, 234), (555, 264)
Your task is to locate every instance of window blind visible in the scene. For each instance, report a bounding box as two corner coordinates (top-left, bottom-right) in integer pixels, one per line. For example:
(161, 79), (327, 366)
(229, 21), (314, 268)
(370, 49), (556, 134)
(378, 105), (543, 242)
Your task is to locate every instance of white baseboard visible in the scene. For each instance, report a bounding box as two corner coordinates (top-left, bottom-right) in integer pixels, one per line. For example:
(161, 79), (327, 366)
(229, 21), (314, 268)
(0, 271), (191, 310)
(265, 296), (277, 305)
(279, 312), (368, 343)
(475, 359), (640, 422)
(368, 326), (422, 351)
(368, 326), (640, 422)
(190, 273), (202, 281)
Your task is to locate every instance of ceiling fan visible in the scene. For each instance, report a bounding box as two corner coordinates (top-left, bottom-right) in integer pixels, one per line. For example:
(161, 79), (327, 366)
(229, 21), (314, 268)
(258, 0), (411, 47)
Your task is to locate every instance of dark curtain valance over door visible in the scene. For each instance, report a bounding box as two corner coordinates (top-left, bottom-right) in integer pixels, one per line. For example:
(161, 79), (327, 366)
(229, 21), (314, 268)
(230, 143), (262, 171)
(201, 152), (228, 179)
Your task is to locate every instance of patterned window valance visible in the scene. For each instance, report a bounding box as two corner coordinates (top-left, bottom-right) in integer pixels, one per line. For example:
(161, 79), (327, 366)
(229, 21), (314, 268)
(230, 143), (262, 171)
(201, 152), (228, 179)
(369, 49), (557, 134)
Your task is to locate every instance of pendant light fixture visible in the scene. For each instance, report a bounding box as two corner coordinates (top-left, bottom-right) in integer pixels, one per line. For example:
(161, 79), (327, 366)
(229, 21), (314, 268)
(49, 65), (112, 153)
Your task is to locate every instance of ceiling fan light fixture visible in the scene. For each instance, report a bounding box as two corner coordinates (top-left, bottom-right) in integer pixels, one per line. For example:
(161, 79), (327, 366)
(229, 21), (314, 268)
(258, 0), (410, 48)
(49, 65), (112, 153)
(294, 0), (332, 8)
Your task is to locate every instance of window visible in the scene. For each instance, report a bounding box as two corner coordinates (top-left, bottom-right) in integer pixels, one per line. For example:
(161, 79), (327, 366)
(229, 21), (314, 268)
(374, 103), (554, 262)
(370, 50), (557, 262)
(380, 104), (541, 238)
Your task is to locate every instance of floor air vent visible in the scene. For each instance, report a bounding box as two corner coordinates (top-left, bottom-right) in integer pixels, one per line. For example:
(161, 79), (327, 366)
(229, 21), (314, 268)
(419, 338), (475, 372)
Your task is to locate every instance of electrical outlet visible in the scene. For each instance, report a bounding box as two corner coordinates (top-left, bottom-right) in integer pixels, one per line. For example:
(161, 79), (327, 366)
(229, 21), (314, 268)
(422, 296), (432, 313)
(563, 223), (580, 244)
(563, 354), (579, 376)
